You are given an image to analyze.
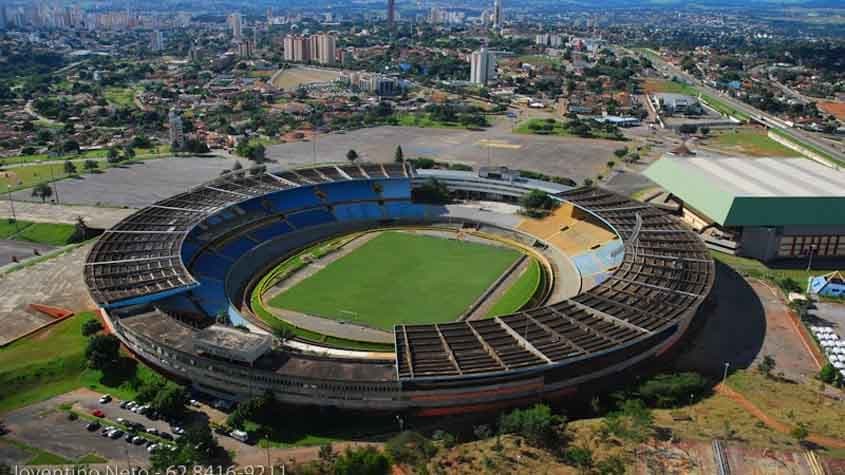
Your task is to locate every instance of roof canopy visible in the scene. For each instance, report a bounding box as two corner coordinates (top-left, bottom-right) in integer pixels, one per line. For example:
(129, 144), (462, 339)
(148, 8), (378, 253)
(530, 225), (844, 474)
(644, 156), (845, 227)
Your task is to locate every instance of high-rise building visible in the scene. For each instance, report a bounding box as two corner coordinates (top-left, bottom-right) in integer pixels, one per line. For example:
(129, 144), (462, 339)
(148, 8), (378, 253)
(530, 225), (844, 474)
(150, 30), (164, 52)
(0, 6), (7, 30)
(470, 48), (496, 85)
(283, 34), (335, 64)
(228, 13), (242, 40)
(492, 0), (503, 30)
(316, 33), (336, 65)
(238, 39), (254, 58)
(169, 109), (184, 150)
(387, 0), (395, 28)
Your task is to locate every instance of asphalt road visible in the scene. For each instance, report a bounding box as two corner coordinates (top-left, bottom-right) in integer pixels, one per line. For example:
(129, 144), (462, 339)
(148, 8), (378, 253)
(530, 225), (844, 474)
(639, 48), (845, 163)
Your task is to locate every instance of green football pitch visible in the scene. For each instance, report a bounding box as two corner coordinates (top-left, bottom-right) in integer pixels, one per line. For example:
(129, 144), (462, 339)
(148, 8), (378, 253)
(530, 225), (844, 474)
(268, 231), (521, 330)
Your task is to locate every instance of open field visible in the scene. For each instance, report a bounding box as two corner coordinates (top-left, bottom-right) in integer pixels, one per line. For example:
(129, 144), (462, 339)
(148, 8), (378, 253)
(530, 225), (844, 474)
(266, 125), (622, 184)
(711, 250), (836, 288)
(272, 66), (343, 90)
(396, 113), (488, 129)
(705, 128), (801, 157)
(0, 221), (78, 246)
(818, 101), (845, 121)
(104, 87), (136, 108)
(642, 78), (698, 95)
(269, 231), (521, 330)
(485, 259), (541, 317)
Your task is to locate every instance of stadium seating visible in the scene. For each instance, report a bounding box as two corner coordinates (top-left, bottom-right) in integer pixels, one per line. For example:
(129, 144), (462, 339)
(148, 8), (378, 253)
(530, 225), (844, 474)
(333, 203), (385, 221)
(286, 208), (337, 229)
(376, 179), (412, 200)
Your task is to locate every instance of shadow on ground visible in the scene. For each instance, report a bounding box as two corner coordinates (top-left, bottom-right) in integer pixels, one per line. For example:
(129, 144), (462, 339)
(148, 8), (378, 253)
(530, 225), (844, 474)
(675, 261), (766, 377)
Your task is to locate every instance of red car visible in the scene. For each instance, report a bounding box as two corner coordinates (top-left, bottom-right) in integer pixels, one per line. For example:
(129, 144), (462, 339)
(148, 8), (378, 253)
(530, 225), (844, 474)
(91, 409), (105, 418)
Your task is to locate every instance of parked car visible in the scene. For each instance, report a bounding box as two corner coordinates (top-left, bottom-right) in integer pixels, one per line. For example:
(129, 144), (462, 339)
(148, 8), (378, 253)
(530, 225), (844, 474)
(132, 436), (146, 445)
(85, 422), (100, 431)
(172, 426), (185, 435)
(159, 433), (173, 441)
(119, 400), (131, 409)
(91, 409), (105, 418)
(115, 417), (126, 425)
(189, 399), (200, 407)
(108, 430), (124, 439)
(230, 430), (249, 443)
(147, 444), (159, 453)
(146, 428), (159, 435)
(99, 394), (112, 404)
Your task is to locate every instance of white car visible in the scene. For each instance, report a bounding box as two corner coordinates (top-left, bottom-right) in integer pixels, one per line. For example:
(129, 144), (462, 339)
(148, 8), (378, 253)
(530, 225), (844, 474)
(99, 394), (112, 404)
(147, 444), (159, 453)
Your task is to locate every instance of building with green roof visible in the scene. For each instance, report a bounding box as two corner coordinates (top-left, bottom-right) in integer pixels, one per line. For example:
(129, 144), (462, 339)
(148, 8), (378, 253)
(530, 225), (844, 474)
(644, 156), (845, 262)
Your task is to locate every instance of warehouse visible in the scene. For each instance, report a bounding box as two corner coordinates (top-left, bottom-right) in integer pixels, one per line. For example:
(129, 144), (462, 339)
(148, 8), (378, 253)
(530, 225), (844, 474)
(644, 155), (845, 262)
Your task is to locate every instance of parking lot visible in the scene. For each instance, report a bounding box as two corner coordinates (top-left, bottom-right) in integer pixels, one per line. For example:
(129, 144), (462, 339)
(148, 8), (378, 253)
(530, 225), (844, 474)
(2, 389), (152, 465)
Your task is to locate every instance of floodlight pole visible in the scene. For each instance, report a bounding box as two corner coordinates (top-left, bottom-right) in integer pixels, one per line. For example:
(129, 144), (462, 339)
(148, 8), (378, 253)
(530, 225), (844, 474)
(6, 184), (18, 232)
(807, 245), (817, 272)
(721, 361), (730, 386)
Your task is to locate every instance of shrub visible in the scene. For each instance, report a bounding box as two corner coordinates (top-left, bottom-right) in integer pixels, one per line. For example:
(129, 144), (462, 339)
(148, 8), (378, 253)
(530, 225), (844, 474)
(636, 372), (711, 408)
(819, 362), (837, 384)
(81, 319), (103, 336)
(385, 431), (435, 467)
(333, 446), (389, 475)
(498, 403), (564, 447)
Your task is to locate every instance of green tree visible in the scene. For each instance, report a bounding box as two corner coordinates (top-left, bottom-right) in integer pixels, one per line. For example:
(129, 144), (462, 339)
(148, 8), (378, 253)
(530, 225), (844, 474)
(346, 149), (359, 163)
(152, 383), (187, 418)
(791, 422), (809, 446)
(83, 160), (98, 173)
(332, 446), (389, 475)
(613, 147), (628, 158)
(31, 183), (53, 203)
(107, 147), (119, 162)
(757, 355), (776, 379)
(85, 334), (120, 370)
(64, 160), (77, 175)
(819, 363), (837, 384)
(498, 403), (564, 447)
(123, 145), (135, 160)
(81, 319), (103, 336)
(385, 431), (435, 467)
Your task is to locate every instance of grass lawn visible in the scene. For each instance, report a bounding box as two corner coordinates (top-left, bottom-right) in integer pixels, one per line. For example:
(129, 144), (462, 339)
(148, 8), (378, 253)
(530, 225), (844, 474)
(104, 87), (136, 108)
(708, 129), (800, 157)
(641, 79), (698, 95)
(0, 311), (154, 414)
(396, 113), (487, 129)
(15, 222), (78, 246)
(726, 370), (845, 440)
(269, 231), (521, 330)
(514, 118), (571, 136)
(486, 259), (541, 317)
(711, 250), (835, 289)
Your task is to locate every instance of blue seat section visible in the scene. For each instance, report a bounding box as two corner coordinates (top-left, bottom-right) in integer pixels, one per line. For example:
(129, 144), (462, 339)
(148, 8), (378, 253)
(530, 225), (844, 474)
(385, 202), (426, 219)
(191, 252), (231, 279)
(217, 237), (255, 261)
(572, 240), (624, 277)
(249, 220), (294, 242)
(191, 279), (228, 316)
(181, 239), (201, 263)
(266, 187), (321, 212)
(287, 208), (336, 229)
(334, 203), (385, 221)
(375, 179), (411, 200)
(322, 180), (379, 203)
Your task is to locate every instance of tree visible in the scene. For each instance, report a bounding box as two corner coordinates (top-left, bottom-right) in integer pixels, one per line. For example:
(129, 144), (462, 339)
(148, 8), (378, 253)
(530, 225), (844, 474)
(613, 147), (628, 158)
(791, 422), (809, 446)
(411, 178), (450, 204)
(150, 423), (227, 471)
(394, 145), (404, 163)
(520, 190), (558, 216)
(85, 334), (120, 370)
(69, 215), (91, 243)
(346, 149), (359, 163)
(757, 355), (776, 378)
(107, 147), (119, 162)
(819, 362), (837, 384)
(385, 432), (435, 467)
(31, 183), (53, 203)
(64, 160), (78, 175)
(83, 160), (98, 173)
(332, 446), (389, 475)
(498, 403), (564, 447)
(563, 446), (593, 471)
(63, 140), (80, 154)
(81, 319), (103, 336)
(152, 382), (187, 418)
(123, 145), (135, 160)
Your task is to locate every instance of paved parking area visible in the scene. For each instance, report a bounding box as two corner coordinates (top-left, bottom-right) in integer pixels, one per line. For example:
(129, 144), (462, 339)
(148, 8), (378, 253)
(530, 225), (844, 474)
(10, 157), (232, 208)
(0, 239), (55, 266)
(268, 124), (622, 183)
(2, 390), (150, 465)
(0, 243), (93, 345)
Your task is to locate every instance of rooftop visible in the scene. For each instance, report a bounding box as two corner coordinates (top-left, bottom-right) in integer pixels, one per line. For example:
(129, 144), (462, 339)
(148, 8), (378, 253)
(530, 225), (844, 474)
(645, 155), (845, 227)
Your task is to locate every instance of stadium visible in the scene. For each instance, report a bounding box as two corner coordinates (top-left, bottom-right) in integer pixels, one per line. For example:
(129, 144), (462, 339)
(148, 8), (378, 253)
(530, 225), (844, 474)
(84, 162), (715, 415)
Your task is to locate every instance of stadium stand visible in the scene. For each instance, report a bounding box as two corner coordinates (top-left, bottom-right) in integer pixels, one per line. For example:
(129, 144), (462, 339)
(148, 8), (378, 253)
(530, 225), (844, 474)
(87, 165), (714, 414)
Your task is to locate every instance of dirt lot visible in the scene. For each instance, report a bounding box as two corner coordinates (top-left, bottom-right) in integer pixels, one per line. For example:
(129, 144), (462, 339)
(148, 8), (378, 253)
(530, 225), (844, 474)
(272, 66), (343, 90)
(675, 263), (819, 381)
(267, 122), (623, 183)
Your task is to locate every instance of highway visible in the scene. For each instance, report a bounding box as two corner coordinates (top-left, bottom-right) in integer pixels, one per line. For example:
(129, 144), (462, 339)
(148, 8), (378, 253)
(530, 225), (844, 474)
(633, 48), (845, 164)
